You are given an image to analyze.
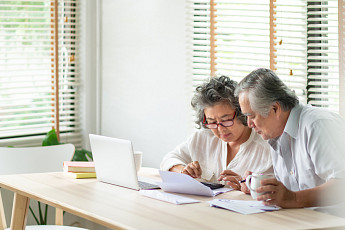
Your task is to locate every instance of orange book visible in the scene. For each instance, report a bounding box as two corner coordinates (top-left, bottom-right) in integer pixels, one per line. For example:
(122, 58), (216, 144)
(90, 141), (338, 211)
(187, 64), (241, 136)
(63, 161), (95, 173)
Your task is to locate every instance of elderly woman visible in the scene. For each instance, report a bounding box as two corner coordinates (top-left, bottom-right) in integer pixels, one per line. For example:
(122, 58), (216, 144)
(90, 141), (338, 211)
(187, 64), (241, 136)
(160, 76), (272, 190)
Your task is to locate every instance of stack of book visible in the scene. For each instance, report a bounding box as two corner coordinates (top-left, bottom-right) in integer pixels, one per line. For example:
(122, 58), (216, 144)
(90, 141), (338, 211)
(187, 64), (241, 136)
(63, 161), (96, 179)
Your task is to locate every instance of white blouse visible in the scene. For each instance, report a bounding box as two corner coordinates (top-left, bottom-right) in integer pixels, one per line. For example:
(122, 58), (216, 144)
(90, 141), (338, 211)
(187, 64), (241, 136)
(160, 129), (272, 183)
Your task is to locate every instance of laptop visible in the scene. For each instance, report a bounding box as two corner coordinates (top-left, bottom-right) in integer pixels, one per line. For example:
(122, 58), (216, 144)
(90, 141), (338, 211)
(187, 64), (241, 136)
(89, 134), (160, 190)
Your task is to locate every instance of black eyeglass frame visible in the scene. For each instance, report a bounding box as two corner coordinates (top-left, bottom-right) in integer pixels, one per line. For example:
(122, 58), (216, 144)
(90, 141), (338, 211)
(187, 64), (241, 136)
(203, 112), (237, 129)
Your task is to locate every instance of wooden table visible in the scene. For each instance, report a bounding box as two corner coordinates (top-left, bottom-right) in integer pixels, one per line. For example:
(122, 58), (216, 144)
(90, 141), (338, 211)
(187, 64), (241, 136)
(1, 167), (345, 230)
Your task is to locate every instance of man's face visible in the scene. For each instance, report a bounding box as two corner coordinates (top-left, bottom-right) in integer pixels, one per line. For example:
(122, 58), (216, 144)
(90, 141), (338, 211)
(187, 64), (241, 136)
(238, 92), (280, 140)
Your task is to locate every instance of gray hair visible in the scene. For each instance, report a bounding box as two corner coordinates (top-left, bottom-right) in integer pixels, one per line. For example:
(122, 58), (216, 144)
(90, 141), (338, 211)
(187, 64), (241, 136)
(235, 68), (299, 116)
(191, 76), (247, 129)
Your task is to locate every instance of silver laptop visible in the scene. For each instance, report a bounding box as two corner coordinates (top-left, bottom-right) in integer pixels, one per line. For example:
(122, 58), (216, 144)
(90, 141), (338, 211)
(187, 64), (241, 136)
(89, 134), (159, 190)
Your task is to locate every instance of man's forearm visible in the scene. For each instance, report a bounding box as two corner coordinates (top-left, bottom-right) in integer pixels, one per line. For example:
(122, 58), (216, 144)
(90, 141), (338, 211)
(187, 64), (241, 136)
(295, 179), (345, 207)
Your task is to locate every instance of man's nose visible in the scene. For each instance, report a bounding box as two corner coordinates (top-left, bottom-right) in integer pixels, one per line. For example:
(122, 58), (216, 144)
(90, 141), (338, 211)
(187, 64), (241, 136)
(247, 119), (255, 128)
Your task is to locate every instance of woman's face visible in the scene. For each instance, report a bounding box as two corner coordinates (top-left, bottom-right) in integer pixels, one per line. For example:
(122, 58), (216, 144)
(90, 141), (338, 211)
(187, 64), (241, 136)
(203, 102), (246, 143)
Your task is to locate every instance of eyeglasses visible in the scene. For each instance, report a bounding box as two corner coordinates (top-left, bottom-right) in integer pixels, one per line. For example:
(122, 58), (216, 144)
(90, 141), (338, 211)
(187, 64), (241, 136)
(203, 112), (236, 129)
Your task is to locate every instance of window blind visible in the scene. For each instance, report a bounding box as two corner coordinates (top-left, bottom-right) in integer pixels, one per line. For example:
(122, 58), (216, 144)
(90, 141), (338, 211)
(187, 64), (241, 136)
(0, 0), (81, 147)
(189, 0), (343, 116)
(339, 0), (345, 116)
(189, 0), (271, 88)
(273, 0), (308, 104)
(306, 0), (339, 112)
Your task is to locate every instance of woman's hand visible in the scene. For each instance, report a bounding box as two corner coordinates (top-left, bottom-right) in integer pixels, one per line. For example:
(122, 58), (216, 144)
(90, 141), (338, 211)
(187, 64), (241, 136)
(218, 170), (242, 190)
(240, 171), (252, 194)
(180, 161), (202, 178)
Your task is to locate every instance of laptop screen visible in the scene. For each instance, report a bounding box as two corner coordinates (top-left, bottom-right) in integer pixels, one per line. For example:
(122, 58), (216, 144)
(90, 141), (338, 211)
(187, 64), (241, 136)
(89, 134), (140, 190)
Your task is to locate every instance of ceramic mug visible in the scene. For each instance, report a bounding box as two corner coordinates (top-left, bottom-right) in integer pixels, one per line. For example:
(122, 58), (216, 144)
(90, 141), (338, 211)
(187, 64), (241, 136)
(134, 151), (142, 172)
(246, 173), (275, 199)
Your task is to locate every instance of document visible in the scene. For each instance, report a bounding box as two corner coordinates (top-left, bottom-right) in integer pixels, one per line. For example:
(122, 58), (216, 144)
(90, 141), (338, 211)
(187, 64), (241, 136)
(209, 199), (281, 215)
(157, 170), (232, 197)
(139, 190), (200, 205)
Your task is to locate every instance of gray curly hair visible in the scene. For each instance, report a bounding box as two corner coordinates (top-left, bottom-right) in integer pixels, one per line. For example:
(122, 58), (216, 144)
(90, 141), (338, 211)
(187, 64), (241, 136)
(191, 76), (247, 129)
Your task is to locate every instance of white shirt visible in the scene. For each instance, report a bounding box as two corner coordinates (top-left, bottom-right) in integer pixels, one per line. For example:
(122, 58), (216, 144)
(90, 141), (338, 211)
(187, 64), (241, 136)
(268, 104), (345, 191)
(160, 129), (272, 183)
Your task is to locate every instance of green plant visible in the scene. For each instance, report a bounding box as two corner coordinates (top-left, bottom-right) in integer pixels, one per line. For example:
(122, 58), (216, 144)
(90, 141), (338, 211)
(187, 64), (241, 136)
(29, 129), (93, 225)
(42, 129), (93, 161)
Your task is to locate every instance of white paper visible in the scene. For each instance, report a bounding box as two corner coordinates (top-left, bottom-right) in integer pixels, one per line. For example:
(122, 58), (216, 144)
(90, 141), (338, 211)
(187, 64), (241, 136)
(209, 199), (281, 214)
(139, 190), (200, 205)
(157, 170), (232, 197)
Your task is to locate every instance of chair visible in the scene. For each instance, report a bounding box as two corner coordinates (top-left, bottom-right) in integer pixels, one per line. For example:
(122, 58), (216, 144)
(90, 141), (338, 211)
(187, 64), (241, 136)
(0, 144), (87, 230)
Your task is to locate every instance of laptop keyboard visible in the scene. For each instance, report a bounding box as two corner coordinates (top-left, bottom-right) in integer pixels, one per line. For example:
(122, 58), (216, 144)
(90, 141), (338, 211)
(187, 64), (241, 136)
(138, 180), (160, 190)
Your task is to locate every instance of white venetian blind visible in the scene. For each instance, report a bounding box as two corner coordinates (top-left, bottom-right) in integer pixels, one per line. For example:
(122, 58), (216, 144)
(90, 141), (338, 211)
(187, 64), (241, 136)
(273, 0), (308, 105)
(188, 0), (271, 88)
(306, 0), (339, 112)
(214, 0), (271, 83)
(0, 0), (81, 147)
(188, 0), (212, 88)
(189, 0), (343, 116)
(339, 0), (345, 116)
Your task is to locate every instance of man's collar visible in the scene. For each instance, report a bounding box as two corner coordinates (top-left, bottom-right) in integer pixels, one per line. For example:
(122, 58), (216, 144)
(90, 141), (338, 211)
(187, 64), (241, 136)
(268, 104), (302, 151)
(284, 103), (302, 139)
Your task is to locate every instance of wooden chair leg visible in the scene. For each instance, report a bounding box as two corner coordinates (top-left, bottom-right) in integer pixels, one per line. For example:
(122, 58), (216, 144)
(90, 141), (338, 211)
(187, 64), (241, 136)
(11, 193), (29, 230)
(0, 191), (7, 230)
(55, 208), (63, 225)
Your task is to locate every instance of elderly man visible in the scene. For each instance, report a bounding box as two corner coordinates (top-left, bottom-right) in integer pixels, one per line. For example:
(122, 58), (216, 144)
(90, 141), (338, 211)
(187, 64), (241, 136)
(235, 68), (345, 211)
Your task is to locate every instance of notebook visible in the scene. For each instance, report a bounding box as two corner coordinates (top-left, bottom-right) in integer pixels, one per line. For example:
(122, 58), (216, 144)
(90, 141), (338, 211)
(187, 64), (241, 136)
(89, 134), (160, 190)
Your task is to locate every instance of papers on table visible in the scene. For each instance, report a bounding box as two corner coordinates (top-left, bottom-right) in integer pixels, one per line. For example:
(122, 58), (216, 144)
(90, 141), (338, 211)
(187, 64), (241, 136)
(157, 170), (232, 197)
(209, 199), (281, 214)
(140, 190), (200, 205)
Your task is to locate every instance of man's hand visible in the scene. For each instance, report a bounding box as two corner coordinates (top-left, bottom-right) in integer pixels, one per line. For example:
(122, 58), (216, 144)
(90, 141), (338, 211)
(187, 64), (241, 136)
(256, 178), (298, 208)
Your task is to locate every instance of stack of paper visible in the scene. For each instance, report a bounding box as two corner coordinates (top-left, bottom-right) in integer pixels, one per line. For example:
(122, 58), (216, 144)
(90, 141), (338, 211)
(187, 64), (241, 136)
(140, 190), (200, 205)
(157, 170), (232, 197)
(63, 161), (96, 179)
(209, 199), (281, 214)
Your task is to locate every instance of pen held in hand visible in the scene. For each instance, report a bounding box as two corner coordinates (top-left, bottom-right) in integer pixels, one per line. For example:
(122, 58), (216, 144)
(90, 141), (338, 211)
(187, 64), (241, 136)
(239, 179), (246, 183)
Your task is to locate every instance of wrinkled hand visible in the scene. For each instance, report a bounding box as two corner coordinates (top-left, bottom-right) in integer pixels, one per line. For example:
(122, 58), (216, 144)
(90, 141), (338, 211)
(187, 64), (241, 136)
(181, 161), (202, 178)
(218, 170), (242, 190)
(256, 178), (297, 208)
(240, 171), (252, 194)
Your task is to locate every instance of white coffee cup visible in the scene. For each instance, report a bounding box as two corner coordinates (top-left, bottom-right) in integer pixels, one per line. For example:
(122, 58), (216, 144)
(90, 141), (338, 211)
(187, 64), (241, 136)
(246, 173), (275, 199)
(134, 151), (142, 172)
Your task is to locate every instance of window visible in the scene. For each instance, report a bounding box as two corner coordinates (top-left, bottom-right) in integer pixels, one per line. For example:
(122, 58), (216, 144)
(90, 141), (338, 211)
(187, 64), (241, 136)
(0, 0), (81, 147)
(188, 0), (345, 116)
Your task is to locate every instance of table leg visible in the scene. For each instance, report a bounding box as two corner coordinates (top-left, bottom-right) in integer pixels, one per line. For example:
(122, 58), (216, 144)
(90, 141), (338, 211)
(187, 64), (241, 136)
(55, 208), (63, 225)
(0, 191), (7, 230)
(10, 193), (29, 230)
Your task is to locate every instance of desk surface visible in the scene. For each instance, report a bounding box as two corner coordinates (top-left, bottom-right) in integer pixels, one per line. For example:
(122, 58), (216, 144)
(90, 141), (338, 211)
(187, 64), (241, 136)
(1, 167), (345, 230)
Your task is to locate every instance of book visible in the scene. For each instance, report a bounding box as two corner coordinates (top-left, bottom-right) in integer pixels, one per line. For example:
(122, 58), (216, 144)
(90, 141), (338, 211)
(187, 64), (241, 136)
(63, 161), (95, 173)
(65, 172), (97, 179)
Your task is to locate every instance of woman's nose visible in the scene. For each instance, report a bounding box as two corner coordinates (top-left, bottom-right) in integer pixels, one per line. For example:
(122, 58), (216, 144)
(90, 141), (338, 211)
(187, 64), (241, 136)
(217, 124), (227, 130)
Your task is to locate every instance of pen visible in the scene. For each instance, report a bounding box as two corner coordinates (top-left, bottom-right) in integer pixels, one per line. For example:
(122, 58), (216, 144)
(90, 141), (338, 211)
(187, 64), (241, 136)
(239, 179), (246, 183)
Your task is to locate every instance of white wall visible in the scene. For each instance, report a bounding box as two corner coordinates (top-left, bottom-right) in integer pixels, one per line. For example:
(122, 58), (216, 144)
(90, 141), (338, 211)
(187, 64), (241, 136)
(93, 0), (192, 168)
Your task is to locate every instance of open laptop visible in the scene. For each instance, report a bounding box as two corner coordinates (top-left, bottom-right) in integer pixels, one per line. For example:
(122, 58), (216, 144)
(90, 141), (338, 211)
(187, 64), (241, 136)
(89, 134), (160, 190)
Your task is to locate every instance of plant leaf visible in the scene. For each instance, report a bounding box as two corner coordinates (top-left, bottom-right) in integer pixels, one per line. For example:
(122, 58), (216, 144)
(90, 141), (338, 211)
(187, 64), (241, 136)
(38, 201), (44, 224)
(44, 204), (48, 225)
(85, 149), (93, 160)
(42, 129), (60, 146)
(29, 206), (40, 225)
(72, 149), (90, 161)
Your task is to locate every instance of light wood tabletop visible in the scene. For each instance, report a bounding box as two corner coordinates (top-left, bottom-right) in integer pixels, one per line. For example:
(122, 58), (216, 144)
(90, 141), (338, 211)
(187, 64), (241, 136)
(1, 167), (345, 230)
